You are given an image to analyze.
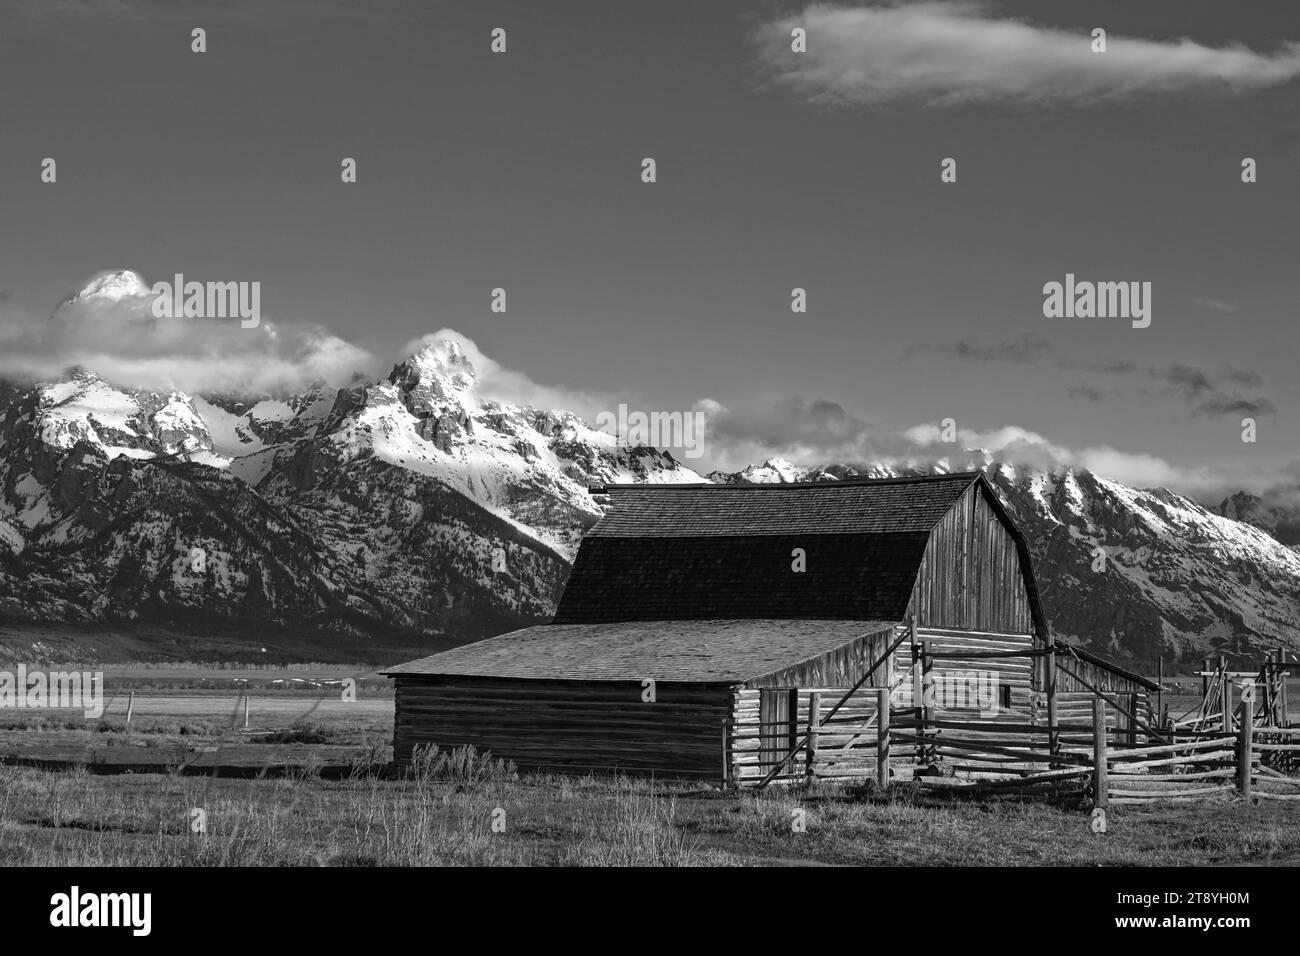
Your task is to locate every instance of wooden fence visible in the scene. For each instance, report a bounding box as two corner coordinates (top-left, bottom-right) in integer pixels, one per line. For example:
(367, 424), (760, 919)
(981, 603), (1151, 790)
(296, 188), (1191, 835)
(731, 646), (1298, 808)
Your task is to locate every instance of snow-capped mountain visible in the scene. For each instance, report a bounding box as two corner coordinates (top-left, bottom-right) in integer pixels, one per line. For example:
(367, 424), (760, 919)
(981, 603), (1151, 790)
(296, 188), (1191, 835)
(1217, 488), (1300, 549)
(0, 332), (703, 643)
(60, 269), (152, 306)
(2, 275), (1295, 665)
(710, 458), (1300, 668)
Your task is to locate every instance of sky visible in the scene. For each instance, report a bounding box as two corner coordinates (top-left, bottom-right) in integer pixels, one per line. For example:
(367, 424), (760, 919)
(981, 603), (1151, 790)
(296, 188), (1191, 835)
(0, 0), (1297, 499)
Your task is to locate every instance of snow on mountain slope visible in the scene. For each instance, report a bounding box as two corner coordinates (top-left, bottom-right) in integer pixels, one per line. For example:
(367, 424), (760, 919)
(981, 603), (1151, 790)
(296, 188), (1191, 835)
(61, 269), (152, 305)
(194, 386), (336, 461)
(0, 518), (22, 555)
(32, 369), (206, 461)
(247, 340), (706, 559)
(0, 319), (703, 639)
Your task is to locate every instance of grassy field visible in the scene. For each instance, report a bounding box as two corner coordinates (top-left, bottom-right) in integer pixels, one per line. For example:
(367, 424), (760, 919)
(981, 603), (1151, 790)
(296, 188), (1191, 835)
(2, 759), (1298, 866)
(1163, 676), (1299, 727)
(1, 668), (1297, 866)
(0, 622), (452, 668)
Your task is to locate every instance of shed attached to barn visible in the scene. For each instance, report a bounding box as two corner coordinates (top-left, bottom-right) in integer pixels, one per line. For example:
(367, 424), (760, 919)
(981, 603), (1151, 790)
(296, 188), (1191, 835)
(385, 472), (1154, 784)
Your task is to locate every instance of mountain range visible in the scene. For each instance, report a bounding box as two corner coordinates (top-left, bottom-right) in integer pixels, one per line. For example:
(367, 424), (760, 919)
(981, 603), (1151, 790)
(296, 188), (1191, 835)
(1, 276), (1297, 669)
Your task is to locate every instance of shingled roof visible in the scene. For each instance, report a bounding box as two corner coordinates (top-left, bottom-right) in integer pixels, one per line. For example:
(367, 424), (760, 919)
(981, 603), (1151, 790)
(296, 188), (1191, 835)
(384, 619), (897, 683)
(585, 473), (979, 536)
(554, 472), (1036, 625)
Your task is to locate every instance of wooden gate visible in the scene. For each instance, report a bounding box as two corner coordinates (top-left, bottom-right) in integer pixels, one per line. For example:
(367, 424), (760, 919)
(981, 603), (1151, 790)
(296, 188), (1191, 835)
(758, 688), (798, 777)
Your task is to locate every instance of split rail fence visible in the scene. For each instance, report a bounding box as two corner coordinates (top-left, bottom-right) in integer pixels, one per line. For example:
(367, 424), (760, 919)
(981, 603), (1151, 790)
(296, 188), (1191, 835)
(729, 632), (1297, 809)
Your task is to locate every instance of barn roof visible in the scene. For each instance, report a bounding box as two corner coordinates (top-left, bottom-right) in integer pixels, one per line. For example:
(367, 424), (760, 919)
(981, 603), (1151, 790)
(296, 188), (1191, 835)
(553, 472), (1046, 632)
(553, 532), (931, 623)
(384, 619), (898, 683)
(586, 472), (980, 536)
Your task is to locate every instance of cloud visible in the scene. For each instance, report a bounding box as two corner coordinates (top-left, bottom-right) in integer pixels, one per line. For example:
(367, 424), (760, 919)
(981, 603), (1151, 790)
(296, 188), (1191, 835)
(693, 391), (1281, 497)
(690, 395), (883, 472)
(1192, 298), (1241, 313)
(379, 333), (1273, 495)
(902, 335), (1273, 418)
(902, 333), (1052, 363)
(0, 270), (376, 395)
(1147, 364), (1276, 418)
(699, 395), (869, 448)
(2, 273), (1281, 500)
(754, 2), (1300, 108)
(897, 422), (1260, 496)
(1067, 384), (1106, 402)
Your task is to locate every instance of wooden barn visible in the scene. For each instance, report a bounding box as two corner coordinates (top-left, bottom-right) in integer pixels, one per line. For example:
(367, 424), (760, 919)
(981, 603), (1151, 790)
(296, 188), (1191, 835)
(385, 473), (1156, 784)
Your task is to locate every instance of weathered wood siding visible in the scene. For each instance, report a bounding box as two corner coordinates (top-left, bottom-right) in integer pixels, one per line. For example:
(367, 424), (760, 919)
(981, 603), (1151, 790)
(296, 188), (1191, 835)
(907, 484), (1034, 634)
(392, 676), (732, 779)
(746, 626), (899, 688)
(729, 627), (1044, 786)
(1054, 654), (1156, 744)
(1055, 655), (1151, 695)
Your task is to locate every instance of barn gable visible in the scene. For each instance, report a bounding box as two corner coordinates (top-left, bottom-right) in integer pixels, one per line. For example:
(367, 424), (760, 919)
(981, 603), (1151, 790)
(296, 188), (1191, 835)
(553, 472), (1046, 635)
(906, 478), (1047, 636)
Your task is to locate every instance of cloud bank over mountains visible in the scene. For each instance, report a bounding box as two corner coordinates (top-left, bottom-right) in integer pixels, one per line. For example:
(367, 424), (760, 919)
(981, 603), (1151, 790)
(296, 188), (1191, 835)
(0, 269), (1291, 500)
(0, 270), (375, 396)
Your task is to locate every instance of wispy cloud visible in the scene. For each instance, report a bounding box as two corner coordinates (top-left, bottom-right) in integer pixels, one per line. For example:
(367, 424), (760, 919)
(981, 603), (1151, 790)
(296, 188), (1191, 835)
(902, 335), (1274, 418)
(697, 403), (1266, 497)
(1148, 365), (1275, 418)
(1193, 298), (1241, 313)
(754, 2), (1300, 108)
(1067, 384), (1106, 402)
(902, 333), (1052, 363)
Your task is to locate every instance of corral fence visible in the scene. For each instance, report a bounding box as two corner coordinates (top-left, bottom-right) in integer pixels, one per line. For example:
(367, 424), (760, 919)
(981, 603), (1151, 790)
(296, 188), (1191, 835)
(730, 631), (1296, 809)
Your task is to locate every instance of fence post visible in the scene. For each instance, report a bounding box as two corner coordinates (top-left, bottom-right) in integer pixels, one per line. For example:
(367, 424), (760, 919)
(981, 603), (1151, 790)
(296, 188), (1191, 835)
(1222, 677), (1233, 735)
(1277, 647), (1289, 728)
(1092, 698), (1108, 810)
(1045, 634), (1058, 759)
(125, 690), (135, 726)
(805, 691), (820, 784)
(921, 640), (935, 767)
(1157, 657), (1164, 730)
(912, 638), (924, 767)
(1237, 705), (1253, 798)
(1201, 657), (1211, 702)
(1265, 658), (1278, 726)
(876, 687), (890, 791)
(786, 688), (799, 777)
(243, 693), (250, 730)
(721, 718), (731, 789)
(1127, 693), (1138, 748)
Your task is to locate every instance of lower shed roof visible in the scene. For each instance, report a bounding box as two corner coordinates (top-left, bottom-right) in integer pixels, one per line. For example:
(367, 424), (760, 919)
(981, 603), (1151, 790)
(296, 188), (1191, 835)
(384, 619), (899, 685)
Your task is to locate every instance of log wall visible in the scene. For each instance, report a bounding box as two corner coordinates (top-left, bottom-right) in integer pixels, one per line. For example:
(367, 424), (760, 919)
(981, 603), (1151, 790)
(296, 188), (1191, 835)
(392, 676), (732, 780)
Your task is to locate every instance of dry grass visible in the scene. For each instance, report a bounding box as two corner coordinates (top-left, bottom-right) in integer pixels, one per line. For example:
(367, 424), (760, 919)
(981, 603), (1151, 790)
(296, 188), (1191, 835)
(1, 761), (1297, 867)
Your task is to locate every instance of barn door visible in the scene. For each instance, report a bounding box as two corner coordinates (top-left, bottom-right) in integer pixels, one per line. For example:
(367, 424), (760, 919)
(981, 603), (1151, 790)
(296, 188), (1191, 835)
(759, 688), (799, 779)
